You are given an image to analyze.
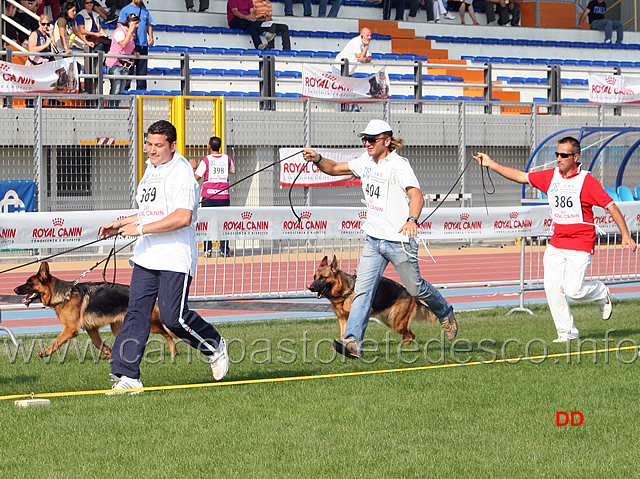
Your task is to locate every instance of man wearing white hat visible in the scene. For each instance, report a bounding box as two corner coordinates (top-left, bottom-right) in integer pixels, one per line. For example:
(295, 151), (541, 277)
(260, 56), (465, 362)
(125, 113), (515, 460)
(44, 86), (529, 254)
(303, 119), (457, 359)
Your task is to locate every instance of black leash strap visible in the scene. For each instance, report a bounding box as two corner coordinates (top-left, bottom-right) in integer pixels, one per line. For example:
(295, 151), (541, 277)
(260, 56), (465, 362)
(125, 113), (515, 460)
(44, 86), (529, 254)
(0, 233), (119, 275)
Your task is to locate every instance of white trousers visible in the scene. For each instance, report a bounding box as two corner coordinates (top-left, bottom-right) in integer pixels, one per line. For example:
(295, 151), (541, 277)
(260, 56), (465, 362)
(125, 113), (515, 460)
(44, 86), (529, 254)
(543, 244), (608, 339)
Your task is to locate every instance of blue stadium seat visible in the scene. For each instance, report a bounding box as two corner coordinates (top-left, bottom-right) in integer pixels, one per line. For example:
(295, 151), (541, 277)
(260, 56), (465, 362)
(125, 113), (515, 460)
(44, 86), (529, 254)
(168, 46), (189, 53)
(208, 69), (226, 76)
(190, 91), (211, 96)
(189, 47), (208, 54)
(561, 98), (578, 102)
(244, 70), (260, 77)
(422, 74), (436, 81)
(189, 68), (208, 76)
(604, 186), (620, 201)
(440, 96), (457, 100)
(224, 69), (245, 76)
(148, 46), (169, 53)
(153, 24), (170, 32)
(225, 48), (245, 55)
(635, 186), (640, 200)
(282, 92), (301, 97)
(525, 78), (545, 84)
(504, 58), (521, 64)
(532, 97), (548, 102)
(206, 48), (227, 55)
(209, 91), (227, 96)
(508, 77), (526, 84)
(496, 76), (510, 82)
(617, 185), (635, 201)
(422, 95), (440, 100)
(276, 71), (302, 78)
(489, 57), (506, 63)
(148, 90), (171, 96)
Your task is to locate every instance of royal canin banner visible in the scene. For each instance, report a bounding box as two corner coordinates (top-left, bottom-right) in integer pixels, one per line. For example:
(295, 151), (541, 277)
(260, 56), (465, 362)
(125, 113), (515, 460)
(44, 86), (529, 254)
(588, 73), (640, 104)
(2, 203), (639, 249)
(279, 148), (363, 187)
(0, 58), (78, 94)
(301, 64), (390, 100)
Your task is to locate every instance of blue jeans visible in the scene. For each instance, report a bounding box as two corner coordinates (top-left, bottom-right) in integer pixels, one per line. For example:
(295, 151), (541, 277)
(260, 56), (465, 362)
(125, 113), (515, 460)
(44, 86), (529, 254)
(319, 0), (342, 17)
(344, 235), (454, 344)
(107, 65), (129, 108)
(284, 0), (312, 15)
(590, 18), (624, 43)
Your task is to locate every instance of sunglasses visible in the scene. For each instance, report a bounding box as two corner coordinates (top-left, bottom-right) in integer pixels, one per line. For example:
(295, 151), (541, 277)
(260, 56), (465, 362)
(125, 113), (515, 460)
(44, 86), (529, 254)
(555, 152), (575, 158)
(40, 22), (49, 25)
(361, 135), (385, 146)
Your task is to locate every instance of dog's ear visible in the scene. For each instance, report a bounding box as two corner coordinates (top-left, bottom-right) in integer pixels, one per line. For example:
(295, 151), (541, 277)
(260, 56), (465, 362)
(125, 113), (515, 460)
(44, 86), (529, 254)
(320, 256), (328, 267)
(331, 255), (338, 270)
(38, 261), (50, 281)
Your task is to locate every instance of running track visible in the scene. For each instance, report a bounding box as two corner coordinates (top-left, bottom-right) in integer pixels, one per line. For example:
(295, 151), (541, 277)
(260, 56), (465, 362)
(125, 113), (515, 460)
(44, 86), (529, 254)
(2, 247), (639, 337)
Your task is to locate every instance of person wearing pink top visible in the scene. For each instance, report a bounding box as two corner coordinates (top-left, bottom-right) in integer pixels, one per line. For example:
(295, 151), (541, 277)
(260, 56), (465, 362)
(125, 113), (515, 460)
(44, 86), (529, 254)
(105, 12), (139, 106)
(194, 136), (236, 256)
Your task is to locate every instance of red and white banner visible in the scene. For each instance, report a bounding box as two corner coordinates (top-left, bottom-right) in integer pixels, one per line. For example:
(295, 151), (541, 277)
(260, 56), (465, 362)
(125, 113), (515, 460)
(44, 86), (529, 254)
(0, 58), (78, 94)
(588, 73), (640, 104)
(279, 148), (363, 187)
(2, 203), (639, 249)
(302, 64), (390, 100)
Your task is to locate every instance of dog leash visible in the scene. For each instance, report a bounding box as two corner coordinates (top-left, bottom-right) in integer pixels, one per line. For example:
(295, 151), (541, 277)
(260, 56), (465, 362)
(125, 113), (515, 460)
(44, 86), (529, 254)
(71, 236), (135, 287)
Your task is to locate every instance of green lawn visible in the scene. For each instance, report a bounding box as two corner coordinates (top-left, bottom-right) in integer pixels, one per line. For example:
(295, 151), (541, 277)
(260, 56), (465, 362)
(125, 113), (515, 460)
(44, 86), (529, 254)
(1, 300), (638, 477)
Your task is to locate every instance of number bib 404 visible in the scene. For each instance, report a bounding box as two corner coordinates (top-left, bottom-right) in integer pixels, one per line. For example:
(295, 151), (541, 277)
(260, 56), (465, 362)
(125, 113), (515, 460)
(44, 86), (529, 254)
(362, 166), (390, 214)
(547, 169), (587, 225)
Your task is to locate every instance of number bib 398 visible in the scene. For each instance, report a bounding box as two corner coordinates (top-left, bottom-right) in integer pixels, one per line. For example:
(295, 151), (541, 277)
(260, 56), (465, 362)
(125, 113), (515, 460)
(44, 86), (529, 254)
(548, 169), (587, 225)
(137, 169), (169, 223)
(206, 154), (230, 183)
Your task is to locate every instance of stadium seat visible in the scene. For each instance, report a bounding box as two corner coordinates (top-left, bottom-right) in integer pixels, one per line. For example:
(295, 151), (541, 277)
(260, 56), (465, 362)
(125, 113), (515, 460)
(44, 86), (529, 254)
(617, 185), (635, 201)
(604, 186), (621, 202)
(635, 186), (640, 200)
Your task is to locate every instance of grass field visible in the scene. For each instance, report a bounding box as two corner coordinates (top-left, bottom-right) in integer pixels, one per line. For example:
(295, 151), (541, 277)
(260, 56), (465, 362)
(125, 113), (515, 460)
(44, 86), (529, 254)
(1, 299), (639, 477)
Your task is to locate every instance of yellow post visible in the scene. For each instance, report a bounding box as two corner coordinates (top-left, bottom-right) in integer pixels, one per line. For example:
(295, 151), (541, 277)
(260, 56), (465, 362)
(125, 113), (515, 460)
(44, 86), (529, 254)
(171, 95), (187, 154)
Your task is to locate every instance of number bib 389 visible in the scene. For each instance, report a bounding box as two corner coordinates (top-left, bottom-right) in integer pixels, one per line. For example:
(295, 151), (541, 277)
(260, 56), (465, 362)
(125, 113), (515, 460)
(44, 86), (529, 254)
(547, 169), (588, 225)
(137, 169), (169, 224)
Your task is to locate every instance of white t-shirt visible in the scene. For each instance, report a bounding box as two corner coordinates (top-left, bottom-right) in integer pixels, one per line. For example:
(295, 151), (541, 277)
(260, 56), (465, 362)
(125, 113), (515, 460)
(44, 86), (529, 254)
(132, 151), (199, 274)
(348, 150), (420, 242)
(336, 35), (372, 75)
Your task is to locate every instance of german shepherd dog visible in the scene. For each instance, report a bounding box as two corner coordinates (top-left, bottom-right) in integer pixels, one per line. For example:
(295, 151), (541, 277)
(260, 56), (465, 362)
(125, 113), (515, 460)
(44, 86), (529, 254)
(309, 256), (437, 344)
(14, 262), (178, 359)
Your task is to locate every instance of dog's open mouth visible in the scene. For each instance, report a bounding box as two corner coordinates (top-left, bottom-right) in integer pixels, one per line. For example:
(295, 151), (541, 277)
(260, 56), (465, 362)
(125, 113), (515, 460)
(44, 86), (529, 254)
(309, 285), (330, 299)
(22, 292), (39, 307)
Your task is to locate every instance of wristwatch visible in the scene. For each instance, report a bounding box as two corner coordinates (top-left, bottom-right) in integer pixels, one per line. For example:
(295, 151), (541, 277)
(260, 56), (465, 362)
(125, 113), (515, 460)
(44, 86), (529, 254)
(407, 216), (418, 223)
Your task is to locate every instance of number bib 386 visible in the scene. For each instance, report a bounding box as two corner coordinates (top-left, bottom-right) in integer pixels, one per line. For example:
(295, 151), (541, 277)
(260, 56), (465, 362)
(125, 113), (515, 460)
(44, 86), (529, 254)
(547, 169), (588, 225)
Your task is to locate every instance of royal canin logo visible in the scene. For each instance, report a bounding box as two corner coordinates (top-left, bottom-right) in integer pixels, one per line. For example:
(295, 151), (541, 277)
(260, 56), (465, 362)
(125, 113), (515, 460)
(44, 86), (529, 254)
(358, 211), (367, 220)
(343, 212), (366, 230)
(223, 211), (268, 231)
(283, 211), (327, 231)
(0, 64), (10, 72)
(494, 211), (532, 229)
(32, 217), (82, 239)
(605, 76), (617, 86)
(116, 215), (128, 221)
(444, 211), (481, 231)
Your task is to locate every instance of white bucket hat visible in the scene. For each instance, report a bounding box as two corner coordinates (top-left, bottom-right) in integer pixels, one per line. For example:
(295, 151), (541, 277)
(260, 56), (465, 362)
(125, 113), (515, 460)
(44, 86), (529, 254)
(359, 119), (393, 137)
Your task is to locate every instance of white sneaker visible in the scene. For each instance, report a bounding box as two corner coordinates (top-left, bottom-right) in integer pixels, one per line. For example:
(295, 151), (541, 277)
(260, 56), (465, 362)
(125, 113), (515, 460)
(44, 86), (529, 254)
(552, 336), (578, 343)
(106, 374), (144, 395)
(444, 13), (456, 20)
(265, 32), (276, 43)
(209, 337), (230, 381)
(599, 287), (612, 320)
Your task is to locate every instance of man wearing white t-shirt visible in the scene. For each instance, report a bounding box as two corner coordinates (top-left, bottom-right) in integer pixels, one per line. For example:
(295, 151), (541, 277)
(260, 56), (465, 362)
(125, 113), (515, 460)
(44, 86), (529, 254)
(302, 119), (457, 359)
(99, 120), (230, 394)
(336, 27), (372, 76)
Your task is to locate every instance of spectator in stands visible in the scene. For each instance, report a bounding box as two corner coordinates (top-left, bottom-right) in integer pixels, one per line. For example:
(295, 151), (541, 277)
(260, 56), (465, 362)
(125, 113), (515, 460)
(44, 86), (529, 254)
(473, 139), (636, 343)
(77, 0), (110, 93)
(3, 1), (20, 45)
(194, 136), (235, 257)
(496, 0), (519, 26)
(81, 1), (117, 23)
(432, 0), (456, 22)
(472, 0), (501, 25)
(55, 1), (92, 54)
(105, 12), (139, 107)
(27, 14), (56, 64)
(283, 0), (312, 16)
(318, 0), (342, 17)
(227, 0), (266, 49)
(336, 27), (372, 75)
(105, 0), (128, 22)
(186, 0), (208, 12)
(118, 0), (153, 90)
(253, 0), (291, 50)
(448, 0), (478, 24)
(15, 0), (42, 45)
(37, 0), (60, 24)
(391, 0), (420, 21)
(579, 0), (623, 44)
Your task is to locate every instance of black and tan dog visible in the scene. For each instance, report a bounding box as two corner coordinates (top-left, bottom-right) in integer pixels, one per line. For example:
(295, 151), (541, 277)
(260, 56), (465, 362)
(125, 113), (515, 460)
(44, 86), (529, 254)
(309, 255), (437, 344)
(14, 261), (177, 359)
